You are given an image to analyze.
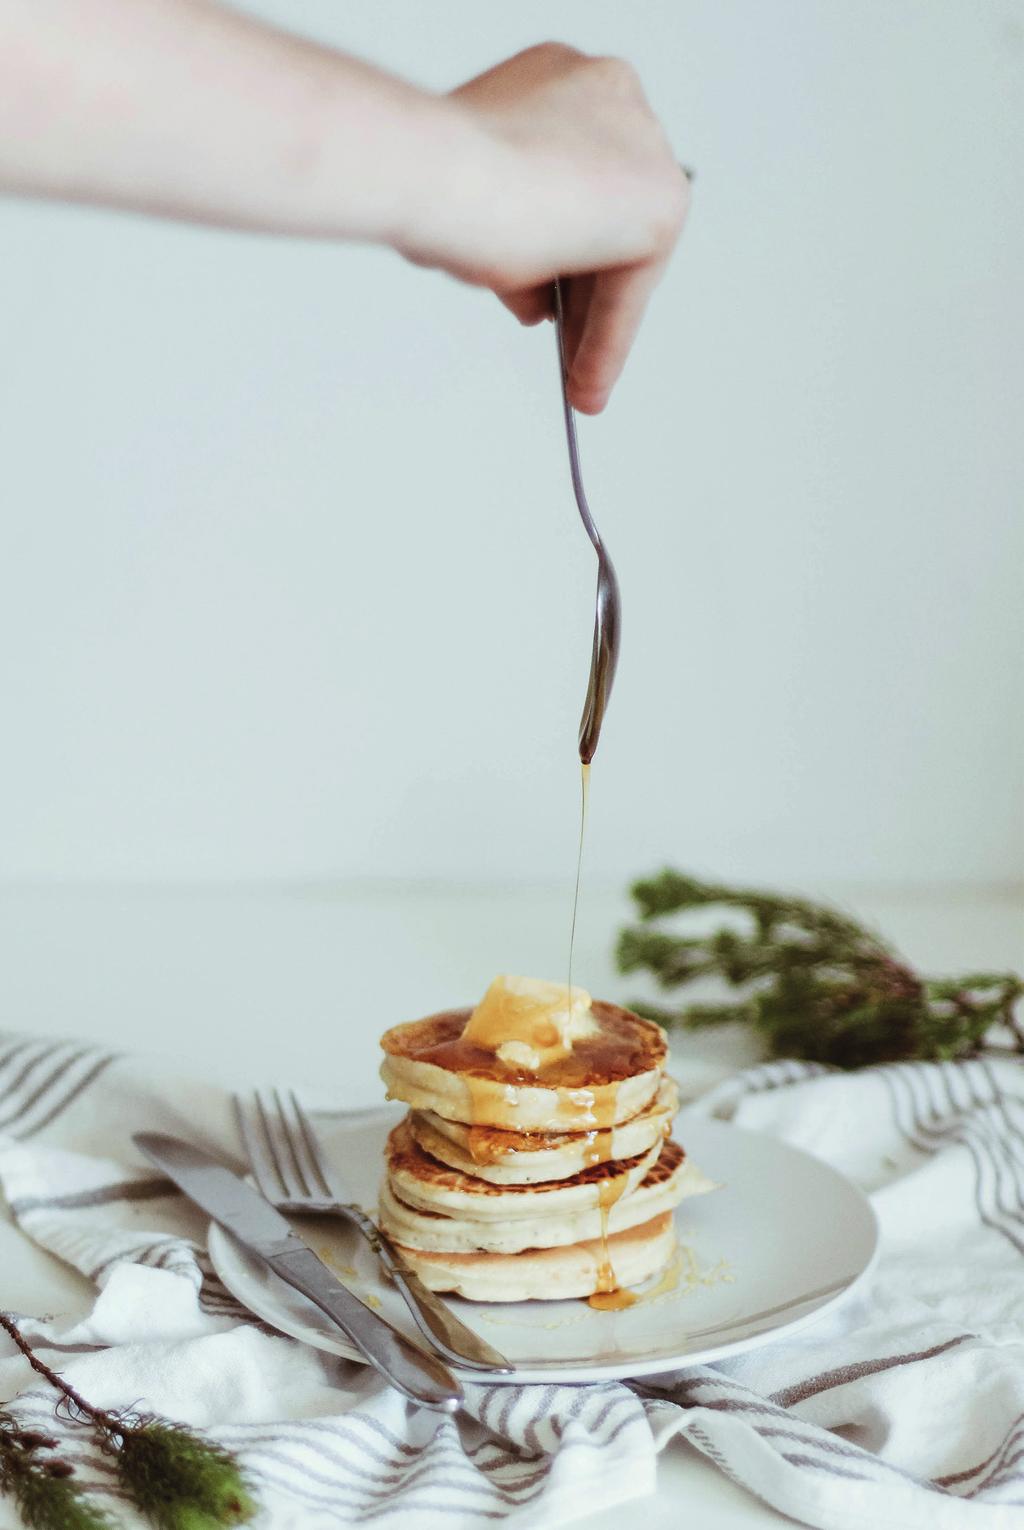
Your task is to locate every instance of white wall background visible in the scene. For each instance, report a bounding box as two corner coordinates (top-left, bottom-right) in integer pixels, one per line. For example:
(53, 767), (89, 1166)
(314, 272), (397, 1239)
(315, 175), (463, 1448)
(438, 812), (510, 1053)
(2, 0), (1022, 897)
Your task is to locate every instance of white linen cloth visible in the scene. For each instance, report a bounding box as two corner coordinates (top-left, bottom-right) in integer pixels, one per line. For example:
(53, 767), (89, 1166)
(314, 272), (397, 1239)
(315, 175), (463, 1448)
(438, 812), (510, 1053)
(1, 1033), (1023, 1530)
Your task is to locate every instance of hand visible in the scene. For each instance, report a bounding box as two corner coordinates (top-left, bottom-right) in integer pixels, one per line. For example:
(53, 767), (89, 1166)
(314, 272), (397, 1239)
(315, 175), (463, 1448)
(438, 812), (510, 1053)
(404, 44), (690, 413)
(0, 9), (687, 412)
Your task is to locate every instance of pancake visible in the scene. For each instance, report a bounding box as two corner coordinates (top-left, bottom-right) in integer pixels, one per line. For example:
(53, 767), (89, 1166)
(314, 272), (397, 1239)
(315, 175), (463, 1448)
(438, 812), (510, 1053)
(378, 1138), (716, 1254)
(380, 1000), (667, 1131)
(393, 1212), (677, 1302)
(411, 1076), (679, 1184)
(385, 1117), (662, 1220)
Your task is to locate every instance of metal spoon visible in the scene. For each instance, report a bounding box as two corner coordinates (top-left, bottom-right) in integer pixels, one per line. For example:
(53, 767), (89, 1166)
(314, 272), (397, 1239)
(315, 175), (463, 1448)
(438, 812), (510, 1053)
(553, 278), (621, 764)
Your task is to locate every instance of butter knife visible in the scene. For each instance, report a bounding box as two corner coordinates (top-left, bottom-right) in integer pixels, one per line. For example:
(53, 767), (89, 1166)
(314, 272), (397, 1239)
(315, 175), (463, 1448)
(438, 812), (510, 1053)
(134, 1131), (461, 1412)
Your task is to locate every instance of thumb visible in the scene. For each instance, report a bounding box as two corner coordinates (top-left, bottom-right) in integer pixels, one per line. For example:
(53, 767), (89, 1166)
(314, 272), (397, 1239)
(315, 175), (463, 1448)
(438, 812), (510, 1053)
(496, 283), (555, 326)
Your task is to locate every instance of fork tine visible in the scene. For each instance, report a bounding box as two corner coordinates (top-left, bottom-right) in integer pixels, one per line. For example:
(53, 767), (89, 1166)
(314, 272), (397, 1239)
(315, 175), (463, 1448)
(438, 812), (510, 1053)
(287, 1091), (336, 1200)
(234, 1092), (290, 1201)
(271, 1087), (324, 1202)
(258, 1087), (309, 1200)
(258, 1088), (310, 1197)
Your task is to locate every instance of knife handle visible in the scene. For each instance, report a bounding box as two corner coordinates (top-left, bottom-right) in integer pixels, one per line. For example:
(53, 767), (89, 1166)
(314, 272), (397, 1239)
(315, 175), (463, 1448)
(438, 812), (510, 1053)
(269, 1245), (461, 1411)
(339, 1205), (512, 1373)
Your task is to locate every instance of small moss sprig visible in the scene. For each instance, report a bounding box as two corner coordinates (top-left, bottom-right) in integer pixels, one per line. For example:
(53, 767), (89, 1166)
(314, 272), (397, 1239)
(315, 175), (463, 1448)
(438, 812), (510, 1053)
(0, 1410), (111, 1530)
(617, 869), (1024, 1069)
(0, 1315), (257, 1530)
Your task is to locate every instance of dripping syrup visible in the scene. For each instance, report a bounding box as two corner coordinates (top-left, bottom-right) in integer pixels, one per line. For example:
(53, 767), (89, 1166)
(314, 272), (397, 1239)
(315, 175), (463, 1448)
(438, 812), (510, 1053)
(588, 1286), (638, 1312)
(566, 761), (626, 1302)
(582, 1125), (613, 1169)
(566, 762), (590, 1012)
(591, 1162), (630, 1295)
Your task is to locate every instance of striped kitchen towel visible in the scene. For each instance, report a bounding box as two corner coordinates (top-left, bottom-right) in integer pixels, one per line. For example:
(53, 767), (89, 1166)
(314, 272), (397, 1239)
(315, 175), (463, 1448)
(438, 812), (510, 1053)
(1, 1036), (1024, 1529)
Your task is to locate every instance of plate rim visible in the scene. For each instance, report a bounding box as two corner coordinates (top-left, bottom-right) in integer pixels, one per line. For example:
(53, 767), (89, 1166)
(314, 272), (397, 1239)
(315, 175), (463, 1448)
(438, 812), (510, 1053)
(207, 1117), (880, 1384)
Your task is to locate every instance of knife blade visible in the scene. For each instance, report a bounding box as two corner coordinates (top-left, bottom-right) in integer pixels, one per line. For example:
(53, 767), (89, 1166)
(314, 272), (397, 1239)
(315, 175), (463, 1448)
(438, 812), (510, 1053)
(134, 1132), (460, 1412)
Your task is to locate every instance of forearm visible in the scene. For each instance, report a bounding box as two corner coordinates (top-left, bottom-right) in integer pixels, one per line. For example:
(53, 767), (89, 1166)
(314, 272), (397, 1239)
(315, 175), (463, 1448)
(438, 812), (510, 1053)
(0, 9), (686, 410)
(0, 0), (472, 245)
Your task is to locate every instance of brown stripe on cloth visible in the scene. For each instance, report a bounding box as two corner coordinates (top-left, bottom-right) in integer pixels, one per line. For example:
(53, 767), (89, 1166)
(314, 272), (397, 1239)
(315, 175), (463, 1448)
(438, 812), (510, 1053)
(769, 1333), (974, 1408)
(961, 1435), (1024, 1499)
(0, 1045), (66, 1112)
(87, 1237), (183, 1284)
(934, 1409), (1024, 1487)
(0, 1049), (93, 1132)
(21, 1052), (117, 1137)
(0, 1041), (43, 1079)
(8, 1176), (173, 1216)
(231, 1437), (555, 1504)
(779, 1452), (872, 1482)
(927, 1063), (1024, 1254)
(638, 1382), (931, 1489)
(219, 1417), (533, 1475)
(243, 1414), (643, 1512)
(684, 1421), (761, 1497)
(17, 1335), (110, 1354)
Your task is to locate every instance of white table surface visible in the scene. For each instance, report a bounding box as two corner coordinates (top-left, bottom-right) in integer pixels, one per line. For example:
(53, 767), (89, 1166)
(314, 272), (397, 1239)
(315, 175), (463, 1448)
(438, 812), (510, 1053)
(2, 880), (1021, 1529)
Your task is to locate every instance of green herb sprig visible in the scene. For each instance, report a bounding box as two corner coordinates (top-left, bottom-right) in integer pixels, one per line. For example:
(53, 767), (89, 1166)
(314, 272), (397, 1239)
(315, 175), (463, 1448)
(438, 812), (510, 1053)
(0, 1410), (111, 1530)
(617, 869), (1024, 1069)
(0, 1315), (257, 1530)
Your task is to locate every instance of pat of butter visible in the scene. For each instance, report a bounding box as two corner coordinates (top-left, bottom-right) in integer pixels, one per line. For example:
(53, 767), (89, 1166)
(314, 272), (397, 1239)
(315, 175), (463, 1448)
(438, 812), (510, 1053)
(463, 975), (597, 1071)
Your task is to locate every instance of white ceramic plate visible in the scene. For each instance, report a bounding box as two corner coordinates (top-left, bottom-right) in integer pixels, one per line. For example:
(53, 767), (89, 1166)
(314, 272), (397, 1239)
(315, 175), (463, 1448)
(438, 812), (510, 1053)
(208, 1106), (878, 1384)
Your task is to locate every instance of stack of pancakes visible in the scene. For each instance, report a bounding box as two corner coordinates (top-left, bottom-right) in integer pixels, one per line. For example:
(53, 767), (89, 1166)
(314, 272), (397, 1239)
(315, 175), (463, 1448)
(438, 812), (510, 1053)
(378, 995), (715, 1302)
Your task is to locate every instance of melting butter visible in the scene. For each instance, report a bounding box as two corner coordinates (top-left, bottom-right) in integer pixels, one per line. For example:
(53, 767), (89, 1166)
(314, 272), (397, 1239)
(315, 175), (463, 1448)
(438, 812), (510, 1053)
(463, 975), (597, 1071)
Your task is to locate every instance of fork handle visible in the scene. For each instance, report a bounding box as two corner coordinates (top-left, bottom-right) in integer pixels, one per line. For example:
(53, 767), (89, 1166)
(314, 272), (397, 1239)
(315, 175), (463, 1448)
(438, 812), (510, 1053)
(340, 1205), (512, 1373)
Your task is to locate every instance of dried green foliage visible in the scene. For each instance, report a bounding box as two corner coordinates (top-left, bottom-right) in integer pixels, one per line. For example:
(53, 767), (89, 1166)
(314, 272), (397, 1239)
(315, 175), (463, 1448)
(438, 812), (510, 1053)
(114, 1421), (256, 1530)
(0, 1412), (112, 1530)
(618, 870), (1024, 1069)
(0, 1316), (257, 1530)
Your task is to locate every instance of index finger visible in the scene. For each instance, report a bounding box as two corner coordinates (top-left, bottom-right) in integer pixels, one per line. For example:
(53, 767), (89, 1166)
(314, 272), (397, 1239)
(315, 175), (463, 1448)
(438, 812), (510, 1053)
(562, 260), (665, 414)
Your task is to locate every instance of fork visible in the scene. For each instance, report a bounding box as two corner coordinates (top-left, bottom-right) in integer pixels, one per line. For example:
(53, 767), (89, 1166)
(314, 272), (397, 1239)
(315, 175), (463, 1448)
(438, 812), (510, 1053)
(234, 1089), (512, 1374)
(554, 276), (622, 764)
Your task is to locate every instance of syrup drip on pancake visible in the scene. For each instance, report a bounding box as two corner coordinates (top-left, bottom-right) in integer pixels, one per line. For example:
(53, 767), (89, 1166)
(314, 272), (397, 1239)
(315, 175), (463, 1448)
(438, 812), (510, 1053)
(588, 1285), (639, 1311)
(465, 1125), (521, 1166)
(587, 1242), (688, 1310)
(465, 1075), (502, 1124)
(582, 1126), (613, 1169)
(593, 1154), (634, 1290)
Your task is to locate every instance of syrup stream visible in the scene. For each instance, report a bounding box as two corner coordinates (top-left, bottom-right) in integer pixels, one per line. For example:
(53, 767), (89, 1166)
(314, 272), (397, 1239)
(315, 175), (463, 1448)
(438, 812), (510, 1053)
(565, 761), (622, 1300)
(567, 762), (590, 1009)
